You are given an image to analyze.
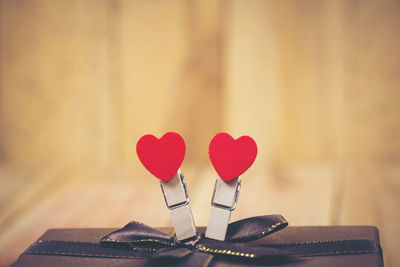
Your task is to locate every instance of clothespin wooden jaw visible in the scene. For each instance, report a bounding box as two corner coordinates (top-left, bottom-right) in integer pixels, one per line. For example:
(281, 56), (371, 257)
(159, 169), (197, 241)
(205, 176), (241, 241)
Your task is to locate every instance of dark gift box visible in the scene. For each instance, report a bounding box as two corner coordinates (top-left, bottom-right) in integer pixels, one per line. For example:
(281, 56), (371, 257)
(12, 215), (383, 267)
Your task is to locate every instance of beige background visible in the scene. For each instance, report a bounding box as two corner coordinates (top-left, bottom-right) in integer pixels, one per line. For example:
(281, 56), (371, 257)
(0, 0), (399, 266)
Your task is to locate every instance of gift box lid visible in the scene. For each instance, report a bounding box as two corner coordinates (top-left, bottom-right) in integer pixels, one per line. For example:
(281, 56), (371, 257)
(12, 225), (383, 267)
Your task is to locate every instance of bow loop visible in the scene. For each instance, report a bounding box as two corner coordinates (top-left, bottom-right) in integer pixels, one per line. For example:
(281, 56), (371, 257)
(101, 221), (175, 247)
(226, 214), (288, 242)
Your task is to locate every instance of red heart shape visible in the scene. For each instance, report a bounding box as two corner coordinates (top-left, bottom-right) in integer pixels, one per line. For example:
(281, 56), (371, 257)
(136, 132), (185, 182)
(209, 133), (257, 182)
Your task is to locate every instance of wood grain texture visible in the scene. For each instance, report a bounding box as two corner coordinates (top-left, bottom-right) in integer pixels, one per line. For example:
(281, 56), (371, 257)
(0, 0), (399, 266)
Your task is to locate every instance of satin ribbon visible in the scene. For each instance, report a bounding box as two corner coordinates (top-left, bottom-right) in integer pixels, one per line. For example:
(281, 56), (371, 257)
(24, 215), (380, 266)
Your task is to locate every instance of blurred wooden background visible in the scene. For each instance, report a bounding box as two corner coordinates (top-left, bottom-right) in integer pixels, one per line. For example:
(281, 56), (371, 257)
(0, 0), (399, 266)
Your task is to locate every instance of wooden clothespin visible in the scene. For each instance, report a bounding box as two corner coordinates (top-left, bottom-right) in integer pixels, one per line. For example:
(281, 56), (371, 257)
(160, 169), (197, 240)
(136, 132), (197, 241)
(206, 133), (257, 241)
(206, 176), (241, 241)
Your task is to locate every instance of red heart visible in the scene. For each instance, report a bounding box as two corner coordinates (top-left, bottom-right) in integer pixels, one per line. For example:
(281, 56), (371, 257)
(209, 133), (257, 182)
(136, 132), (185, 182)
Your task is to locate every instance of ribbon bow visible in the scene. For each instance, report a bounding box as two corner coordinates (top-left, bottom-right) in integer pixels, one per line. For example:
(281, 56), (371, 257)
(101, 215), (287, 264)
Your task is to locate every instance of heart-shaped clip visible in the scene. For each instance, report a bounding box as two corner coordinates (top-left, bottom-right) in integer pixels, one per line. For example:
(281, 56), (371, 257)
(136, 132), (197, 241)
(206, 133), (258, 241)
